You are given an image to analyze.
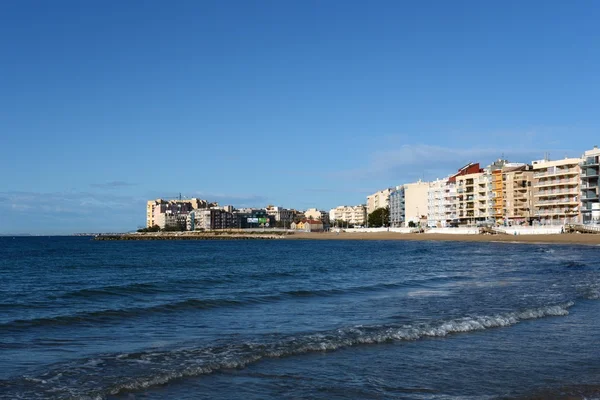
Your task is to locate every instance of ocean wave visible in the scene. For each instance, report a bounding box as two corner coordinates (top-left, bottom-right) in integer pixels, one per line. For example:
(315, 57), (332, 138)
(7, 302), (575, 399)
(2, 275), (472, 329)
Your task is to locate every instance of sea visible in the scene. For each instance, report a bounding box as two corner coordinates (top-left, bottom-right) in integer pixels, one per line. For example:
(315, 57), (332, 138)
(0, 237), (599, 400)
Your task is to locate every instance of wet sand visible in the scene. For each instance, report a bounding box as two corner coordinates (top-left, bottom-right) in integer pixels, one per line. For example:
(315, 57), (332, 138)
(286, 231), (600, 245)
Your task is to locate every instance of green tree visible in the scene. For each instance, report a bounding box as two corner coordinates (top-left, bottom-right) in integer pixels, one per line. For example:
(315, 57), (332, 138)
(367, 207), (390, 227)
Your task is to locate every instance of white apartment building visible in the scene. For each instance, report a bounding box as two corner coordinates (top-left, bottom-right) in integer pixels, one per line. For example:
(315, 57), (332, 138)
(366, 189), (392, 214)
(427, 178), (449, 227)
(329, 205), (367, 226)
(404, 181), (429, 225)
(532, 157), (582, 224)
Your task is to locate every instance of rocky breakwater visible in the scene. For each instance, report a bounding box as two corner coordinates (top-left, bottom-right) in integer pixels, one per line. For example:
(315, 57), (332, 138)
(94, 231), (291, 241)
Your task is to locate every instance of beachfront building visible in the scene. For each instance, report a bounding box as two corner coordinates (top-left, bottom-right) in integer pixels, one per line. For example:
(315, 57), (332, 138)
(329, 205), (367, 227)
(580, 146), (600, 224)
(491, 169), (504, 223)
(366, 189), (392, 214)
(304, 208), (331, 226)
(404, 180), (429, 226)
(389, 186), (405, 227)
(501, 164), (534, 225)
(532, 157), (582, 225)
(427, 178), (449, 227)
(479, 159), (507, 223)
(445, 163), (482, 226)
(146, 198), (215, 228)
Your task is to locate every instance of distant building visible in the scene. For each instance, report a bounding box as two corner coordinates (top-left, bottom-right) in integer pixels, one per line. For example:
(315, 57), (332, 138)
(266, 206), (294, 224)
(290, 219), (324, 232)
(187, 209), (238, 230)
(366, 189), (392, 214)
(146, 198), (216, 228)
(233, 208), (275, 228)
(304, 208), (330, 226)
(329, 205), (367, 227)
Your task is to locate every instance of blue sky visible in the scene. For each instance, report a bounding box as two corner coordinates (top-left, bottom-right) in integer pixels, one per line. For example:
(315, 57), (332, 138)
(1, 0), (599, 234)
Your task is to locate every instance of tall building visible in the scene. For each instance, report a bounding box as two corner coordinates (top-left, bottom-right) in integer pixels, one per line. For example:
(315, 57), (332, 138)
(491, 169), (504, 222)
(445, 163), (482, 226)
(389, 186), (405, 227)
(532, 157), (582, 225)
(427, 178), (449, 227)
(404, 180), (429, 225)
(501, 164), (534, 224)
(366, 189), (392, 214)
(580, 146), (600, 224)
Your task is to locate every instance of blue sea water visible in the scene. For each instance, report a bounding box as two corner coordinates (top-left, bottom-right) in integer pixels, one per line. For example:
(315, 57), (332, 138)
(0, 237), (599, 399)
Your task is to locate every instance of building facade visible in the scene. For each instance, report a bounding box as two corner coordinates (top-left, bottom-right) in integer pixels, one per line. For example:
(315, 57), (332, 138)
(329, 205), (367, 227)
(501, 164), (534, 225)
(427, 178), (448, 227)
(146, 198), (215, 228)
(266, 206), (294, 224)
(389, 186), (405, 227)
(532, 158), (582, 225)
(187, 209), (238, 230)
(581, 146), (600, 224)
(366, 189), (392, 215)
(404, 180), (429, 225)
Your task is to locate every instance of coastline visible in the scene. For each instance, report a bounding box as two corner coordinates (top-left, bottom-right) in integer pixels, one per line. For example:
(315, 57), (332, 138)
(285, 231), (600, 245)
(93, 231), (600, 245)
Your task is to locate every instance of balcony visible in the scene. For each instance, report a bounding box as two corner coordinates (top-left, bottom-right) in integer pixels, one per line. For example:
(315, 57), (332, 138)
(534, 179), (578, 188)
(581, 194), (599, 201)
(535, 198), (579, 206)
(535, 188), (579, 197)
(533, 167), (579, 178)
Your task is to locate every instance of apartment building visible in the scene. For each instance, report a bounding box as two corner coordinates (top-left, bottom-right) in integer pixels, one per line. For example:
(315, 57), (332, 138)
(445, 163), (482, 226)
(404, 180), (429, 225)
(266, 206), (294, 224)
(329, 205), (367, 226)
(187, 209), (238, 230)
(581, 146), (600, 224)
(389, 186), (405, 227)
(427, 178), (448, 227)
(366, 189), (392, 214)
(532, 158), (581, 225)
(146, 198), (215, 228)
(502, 164), (534, 224)
(491, 169), (504, 222)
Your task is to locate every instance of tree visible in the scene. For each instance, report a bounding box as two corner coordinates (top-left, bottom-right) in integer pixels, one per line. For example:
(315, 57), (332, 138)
(367, 207), (390, 227)
(137, 225), (161, 233)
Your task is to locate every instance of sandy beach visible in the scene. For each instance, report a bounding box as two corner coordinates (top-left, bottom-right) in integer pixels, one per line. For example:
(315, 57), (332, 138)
(286, 231), (600, 245)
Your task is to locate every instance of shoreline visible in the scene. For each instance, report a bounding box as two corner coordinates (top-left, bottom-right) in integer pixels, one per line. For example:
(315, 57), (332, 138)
(93, 231), (600, 245)
(285, 231), (600, 245)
